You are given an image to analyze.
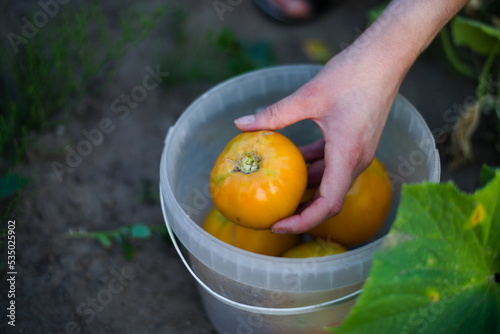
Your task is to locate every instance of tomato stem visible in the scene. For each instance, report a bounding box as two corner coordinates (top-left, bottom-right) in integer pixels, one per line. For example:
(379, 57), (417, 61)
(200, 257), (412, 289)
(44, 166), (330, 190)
(233, 151), (261, 174)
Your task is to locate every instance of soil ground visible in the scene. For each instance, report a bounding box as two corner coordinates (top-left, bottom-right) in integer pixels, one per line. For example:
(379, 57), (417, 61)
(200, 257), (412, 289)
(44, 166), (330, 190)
(1, 1), (499, 334)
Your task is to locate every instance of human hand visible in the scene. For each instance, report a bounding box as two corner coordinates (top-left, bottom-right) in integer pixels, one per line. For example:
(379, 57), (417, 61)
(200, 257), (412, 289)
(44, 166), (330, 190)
(234, 0), (469, 234)
(234, 49), (401, 234)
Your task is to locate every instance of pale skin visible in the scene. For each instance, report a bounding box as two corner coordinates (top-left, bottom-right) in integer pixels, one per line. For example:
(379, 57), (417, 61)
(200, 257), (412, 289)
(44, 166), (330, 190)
(235, 0), (470, 234)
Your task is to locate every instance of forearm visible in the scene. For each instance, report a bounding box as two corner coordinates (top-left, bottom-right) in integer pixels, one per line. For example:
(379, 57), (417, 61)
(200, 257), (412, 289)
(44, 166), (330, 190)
(343, 0), (469, 86)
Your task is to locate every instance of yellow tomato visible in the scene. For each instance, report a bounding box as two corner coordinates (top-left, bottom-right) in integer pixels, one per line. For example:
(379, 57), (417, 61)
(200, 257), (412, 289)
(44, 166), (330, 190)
(281, 238), (347, 258)
(300, 187), (316, 203)
(308, 158), (392, 246)
(202, 207), (301, 256)
(210, 131), (307, 230)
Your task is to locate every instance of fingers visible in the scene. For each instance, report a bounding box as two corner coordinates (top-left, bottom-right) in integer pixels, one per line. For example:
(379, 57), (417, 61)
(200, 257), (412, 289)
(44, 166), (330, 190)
(271, 178), (349, 234)
(272, 175), (351, 235)
(271, 196), (333, 234)
(234, 83), (321, 132)
(271, 140), (368, 234)
(234, 98), (304, 131)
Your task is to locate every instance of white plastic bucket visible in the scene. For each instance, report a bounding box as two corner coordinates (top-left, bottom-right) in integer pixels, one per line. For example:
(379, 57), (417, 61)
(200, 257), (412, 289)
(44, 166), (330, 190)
(159, 65), (441, 333)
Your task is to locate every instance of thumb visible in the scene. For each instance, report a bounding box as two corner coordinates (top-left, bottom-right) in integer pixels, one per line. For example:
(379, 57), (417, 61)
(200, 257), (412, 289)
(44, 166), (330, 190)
(234, 84), (317, 131)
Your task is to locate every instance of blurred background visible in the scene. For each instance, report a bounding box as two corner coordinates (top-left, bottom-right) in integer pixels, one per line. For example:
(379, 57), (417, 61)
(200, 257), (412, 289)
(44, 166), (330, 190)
(0, 0), (499, 333)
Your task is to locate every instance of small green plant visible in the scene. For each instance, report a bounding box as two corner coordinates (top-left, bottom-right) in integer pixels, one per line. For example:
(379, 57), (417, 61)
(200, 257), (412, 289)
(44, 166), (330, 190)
(66, 223), (169, 260)
(0, 0), (169, 164)
(64, 175), (165, 260)
(440, 4), (500, 166)
(160, 7), (276, 84)
(138, 178), (160, 205)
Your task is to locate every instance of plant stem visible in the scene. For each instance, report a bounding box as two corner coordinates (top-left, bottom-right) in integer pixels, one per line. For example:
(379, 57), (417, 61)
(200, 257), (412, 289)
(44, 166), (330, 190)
(438, 27), (477, 79)
(477, 43), (500, 98)
(234, 152), (261, 174)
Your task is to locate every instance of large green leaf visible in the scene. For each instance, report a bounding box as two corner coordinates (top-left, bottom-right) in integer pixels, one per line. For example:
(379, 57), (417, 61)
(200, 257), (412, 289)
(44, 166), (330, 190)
(451, 16), (500, 55)
(333, 171), (500, 334)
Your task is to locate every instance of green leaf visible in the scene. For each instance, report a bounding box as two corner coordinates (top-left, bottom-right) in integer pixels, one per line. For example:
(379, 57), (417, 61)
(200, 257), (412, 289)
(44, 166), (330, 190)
(333, 172), (500, 334)
(480, 165), (498, 187)
(0, 174), (29, 199)
(96, 234), (112, 248)
(451, 16), (500, 55)
(138, 178), (160, 204)
(129, 224), (152, 239)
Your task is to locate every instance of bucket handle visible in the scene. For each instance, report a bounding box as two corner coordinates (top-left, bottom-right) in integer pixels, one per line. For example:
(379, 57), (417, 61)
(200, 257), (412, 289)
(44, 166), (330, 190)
(160, 193), (362, 316)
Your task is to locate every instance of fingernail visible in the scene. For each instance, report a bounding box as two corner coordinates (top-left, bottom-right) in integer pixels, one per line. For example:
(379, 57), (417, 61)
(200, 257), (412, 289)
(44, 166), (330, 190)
(271, 227), (287, 234)
(234, 115), (255, 126)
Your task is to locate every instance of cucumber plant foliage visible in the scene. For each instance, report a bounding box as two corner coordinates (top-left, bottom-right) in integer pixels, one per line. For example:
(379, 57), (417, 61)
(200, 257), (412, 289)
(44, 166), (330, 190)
(332, 168), (500, 334)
